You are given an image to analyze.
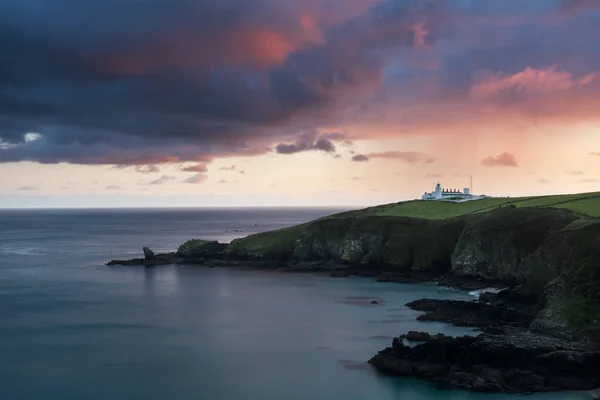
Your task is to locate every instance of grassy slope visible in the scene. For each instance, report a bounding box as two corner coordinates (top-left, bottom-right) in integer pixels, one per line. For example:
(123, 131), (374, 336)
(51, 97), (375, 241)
(347, 191), (600, 220)
(231, 191), (600, 251)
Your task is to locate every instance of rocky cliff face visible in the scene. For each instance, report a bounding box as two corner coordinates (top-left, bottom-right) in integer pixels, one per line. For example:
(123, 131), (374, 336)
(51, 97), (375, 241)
(230, 208), (580, 283)
(451, 208), (578, 282)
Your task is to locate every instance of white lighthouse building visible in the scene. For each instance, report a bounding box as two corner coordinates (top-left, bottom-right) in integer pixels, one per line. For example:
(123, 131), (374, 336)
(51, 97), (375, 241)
(422, 182), (482, 201)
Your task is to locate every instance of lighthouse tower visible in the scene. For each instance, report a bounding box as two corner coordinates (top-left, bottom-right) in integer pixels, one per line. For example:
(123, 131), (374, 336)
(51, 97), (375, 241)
(434, 182), (442, 199)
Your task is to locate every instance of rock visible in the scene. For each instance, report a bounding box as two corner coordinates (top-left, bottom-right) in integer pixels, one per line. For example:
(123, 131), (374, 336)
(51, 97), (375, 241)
(143, 247), (156, 260)
(481, 326), (506, 335)
(330, 269), (355, 277)
(406, 299), (533, 328)
(406, 331), (431, 341)
(177, 239), (227, 258)
(107, 258), (145, 266)
(371, 300), (379, 304)
(369, 328), (600, 393)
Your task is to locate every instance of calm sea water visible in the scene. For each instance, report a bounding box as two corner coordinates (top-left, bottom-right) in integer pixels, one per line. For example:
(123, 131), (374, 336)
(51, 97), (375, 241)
(0, 208), (592, 400)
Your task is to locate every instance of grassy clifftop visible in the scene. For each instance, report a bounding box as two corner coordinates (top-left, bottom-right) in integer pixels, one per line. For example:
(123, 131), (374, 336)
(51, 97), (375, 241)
(328, 191), (600, 220)
(231, 191), (600, 252)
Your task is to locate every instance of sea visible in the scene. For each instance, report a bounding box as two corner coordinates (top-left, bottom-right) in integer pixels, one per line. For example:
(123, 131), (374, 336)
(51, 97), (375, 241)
(0, 208), (593, 400)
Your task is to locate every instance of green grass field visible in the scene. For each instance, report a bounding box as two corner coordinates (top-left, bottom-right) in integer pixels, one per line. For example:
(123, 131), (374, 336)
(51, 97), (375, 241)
(328, 191), (600, 220)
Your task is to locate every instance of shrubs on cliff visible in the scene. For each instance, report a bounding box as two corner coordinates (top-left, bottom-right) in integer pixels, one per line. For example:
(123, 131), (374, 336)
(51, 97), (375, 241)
(451, 208), (578, 281)
(559, 222), (600, 338)
(381, 218), (465, 272)
(177, 239), (227, 258)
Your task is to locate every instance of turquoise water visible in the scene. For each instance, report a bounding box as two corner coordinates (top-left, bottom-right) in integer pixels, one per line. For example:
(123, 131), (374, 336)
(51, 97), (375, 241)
(0, 209), (593, 399)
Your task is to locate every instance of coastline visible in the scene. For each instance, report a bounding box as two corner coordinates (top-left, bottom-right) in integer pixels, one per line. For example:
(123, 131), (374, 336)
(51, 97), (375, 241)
(106, 204), (600, 395)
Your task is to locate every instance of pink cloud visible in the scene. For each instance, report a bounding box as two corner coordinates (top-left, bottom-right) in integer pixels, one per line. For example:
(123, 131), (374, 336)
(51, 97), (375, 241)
(181, 164), (209, 173)
(470, 66), (597, 99)
(482, 152), (519, 167)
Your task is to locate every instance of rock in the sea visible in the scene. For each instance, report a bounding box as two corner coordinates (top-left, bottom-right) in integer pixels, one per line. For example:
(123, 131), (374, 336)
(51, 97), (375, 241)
(143, 247), (156, 260)
(406, 331), (431, 341)
(369, 328), (600, 393)
(406, 299), (533, 328)
(371, 300), (379, 304)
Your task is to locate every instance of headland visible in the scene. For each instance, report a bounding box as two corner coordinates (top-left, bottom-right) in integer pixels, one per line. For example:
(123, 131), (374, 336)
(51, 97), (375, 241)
(108, 191), (600, 394)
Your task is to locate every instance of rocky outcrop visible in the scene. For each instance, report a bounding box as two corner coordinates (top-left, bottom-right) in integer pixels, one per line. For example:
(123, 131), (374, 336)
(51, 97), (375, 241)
(369, 328), (600, 393)
(402, 331), (431, 341)
(176, 239), (228, 258)
(107, 250), (180, 266)
(143, 247), (155, 260)
(406, 299), (533, 328)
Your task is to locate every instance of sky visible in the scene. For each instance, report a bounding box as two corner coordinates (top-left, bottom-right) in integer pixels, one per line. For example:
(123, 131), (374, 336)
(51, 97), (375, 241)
(1, 0), (600, 208)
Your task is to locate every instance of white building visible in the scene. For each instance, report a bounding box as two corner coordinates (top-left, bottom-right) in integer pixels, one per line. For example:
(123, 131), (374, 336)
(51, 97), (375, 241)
(422, 182), (483, 201)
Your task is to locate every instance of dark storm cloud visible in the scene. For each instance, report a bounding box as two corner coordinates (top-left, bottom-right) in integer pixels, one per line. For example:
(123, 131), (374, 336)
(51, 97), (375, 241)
(1, 0), (600, 166)
(0, 0), (440, 165)
(275, 132), (337, 154)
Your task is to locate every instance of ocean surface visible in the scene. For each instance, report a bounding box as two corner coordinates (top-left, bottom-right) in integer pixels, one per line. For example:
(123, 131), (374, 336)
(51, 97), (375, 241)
(0, 208), (593, 400)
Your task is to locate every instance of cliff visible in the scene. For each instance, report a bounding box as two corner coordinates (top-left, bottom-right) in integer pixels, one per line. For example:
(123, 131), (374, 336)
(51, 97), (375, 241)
(107, 193), (600, 394)
(224, 206), (598, 338)
(108, 193), (600, 340)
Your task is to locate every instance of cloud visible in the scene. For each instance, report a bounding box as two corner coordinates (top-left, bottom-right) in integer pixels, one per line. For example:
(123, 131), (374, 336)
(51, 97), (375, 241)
(219, 165), (236, 171)
(557, 0), (600, 16)
(567, 170), (585, 176)
(1, 0), (600, 169)
(106, 185), (121, 190)
(134, 165), (160, 174)
(481, 152), (519, 167)
(351, 151), (433, 163)
(590, 152), (600, 156)
(470, 66), (597, 99)
(275, 132), (338, 155)
(17, 186), (37, 191)
(539, 179), (551, 184)
(0, 0), (434, 166)
(580, 178), (600, 183)
(183, 173), (208, 184)
(149, 175), (175, 185)
(351, 154), (370, 162)
(219, 179), (238, 184)
(181, 164), (209, 173)
(369, 151), (434, 163)
(350, 177), (362, 180)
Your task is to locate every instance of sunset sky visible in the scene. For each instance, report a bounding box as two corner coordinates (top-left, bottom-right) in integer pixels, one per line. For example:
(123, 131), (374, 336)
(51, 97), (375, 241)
(1, 0), (600, 207)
